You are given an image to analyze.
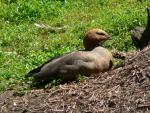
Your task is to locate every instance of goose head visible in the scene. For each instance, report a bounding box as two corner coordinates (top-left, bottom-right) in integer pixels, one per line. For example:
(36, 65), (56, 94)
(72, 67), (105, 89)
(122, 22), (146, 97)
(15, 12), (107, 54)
(83, 29), (112, 51)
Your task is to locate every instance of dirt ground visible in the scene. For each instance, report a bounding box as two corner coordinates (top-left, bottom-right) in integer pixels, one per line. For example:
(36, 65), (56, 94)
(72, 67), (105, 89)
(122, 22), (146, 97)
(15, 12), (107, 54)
(0, 45), (150, 113)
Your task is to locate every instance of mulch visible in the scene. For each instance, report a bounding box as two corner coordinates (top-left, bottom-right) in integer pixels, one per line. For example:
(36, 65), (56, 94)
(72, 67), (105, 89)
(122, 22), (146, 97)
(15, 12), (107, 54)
(0, 46), (150, 113)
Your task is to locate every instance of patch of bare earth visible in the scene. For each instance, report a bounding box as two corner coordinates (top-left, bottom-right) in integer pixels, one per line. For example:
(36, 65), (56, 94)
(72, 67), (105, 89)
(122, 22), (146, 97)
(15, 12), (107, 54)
(0, 45), (150, 113)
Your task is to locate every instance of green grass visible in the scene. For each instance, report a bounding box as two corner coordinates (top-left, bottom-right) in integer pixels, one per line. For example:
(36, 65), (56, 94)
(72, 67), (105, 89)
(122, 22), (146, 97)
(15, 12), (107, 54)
(0, 0), (150, 91)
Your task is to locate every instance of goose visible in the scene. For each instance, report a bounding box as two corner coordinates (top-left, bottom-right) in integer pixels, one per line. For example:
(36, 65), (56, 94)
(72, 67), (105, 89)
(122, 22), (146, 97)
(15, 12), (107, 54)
(131, 7), (150, 50)
(25, 29), (113, 82)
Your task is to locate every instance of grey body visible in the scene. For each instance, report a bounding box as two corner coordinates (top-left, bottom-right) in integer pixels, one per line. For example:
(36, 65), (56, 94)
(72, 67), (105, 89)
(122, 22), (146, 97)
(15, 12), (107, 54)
(131, 27), (145, 49)
(26, 47), (113, 82)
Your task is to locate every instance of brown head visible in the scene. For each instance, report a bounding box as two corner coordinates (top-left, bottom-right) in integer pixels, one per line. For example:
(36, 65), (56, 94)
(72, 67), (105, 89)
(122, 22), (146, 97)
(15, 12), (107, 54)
(83, 28), (111, 50)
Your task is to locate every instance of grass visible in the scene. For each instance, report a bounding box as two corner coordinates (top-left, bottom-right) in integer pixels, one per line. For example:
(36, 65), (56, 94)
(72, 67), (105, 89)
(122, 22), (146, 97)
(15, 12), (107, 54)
(0, 0), (150, 91)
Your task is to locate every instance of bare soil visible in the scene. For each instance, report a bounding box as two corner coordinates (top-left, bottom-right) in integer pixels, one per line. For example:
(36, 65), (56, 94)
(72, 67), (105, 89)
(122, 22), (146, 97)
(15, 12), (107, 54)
(0, 45), (150, 113)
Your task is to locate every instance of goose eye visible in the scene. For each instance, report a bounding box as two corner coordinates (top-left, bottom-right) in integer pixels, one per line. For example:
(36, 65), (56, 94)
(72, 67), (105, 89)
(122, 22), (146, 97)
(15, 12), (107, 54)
(96, 32), (105, 35)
